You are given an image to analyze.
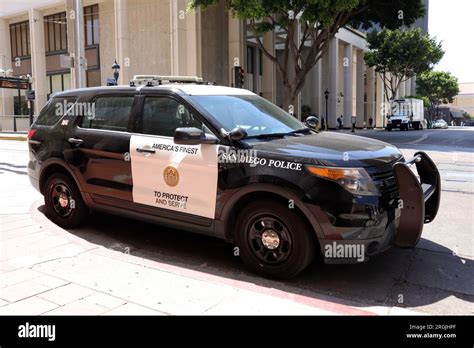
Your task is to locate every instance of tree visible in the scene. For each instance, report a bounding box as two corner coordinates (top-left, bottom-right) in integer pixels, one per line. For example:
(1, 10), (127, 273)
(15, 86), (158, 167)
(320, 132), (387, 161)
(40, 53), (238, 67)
(416, 70), (460, 120)
(189, 0), (425, 115)
(364, 28), (444, 107)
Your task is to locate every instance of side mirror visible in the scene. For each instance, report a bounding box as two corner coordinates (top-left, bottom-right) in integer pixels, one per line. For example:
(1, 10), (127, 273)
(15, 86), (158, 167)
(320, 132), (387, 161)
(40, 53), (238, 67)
(174, 127), (218, 145)
(304, 116), (319, 130)
(228, 127), (247, 141)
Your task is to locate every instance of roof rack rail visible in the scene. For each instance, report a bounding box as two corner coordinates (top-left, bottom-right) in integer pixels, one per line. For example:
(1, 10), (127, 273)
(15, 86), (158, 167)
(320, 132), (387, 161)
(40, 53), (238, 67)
(130, 75), (215, 87)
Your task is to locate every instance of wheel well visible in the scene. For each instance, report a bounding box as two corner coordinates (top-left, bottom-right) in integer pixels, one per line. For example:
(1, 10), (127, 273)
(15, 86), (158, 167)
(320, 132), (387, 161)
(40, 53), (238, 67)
(39, 164), (74, 195)
(225, 191), (320, 249)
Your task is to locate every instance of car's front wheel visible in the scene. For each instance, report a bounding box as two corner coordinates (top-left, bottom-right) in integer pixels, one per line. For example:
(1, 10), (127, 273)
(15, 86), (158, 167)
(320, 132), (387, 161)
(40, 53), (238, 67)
(44, 173), (88, 228)
(234, 200), (316, 279)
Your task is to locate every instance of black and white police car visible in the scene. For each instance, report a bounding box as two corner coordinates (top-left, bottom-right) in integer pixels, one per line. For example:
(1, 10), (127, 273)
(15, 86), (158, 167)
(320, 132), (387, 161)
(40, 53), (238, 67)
(27, 75), (441, 279)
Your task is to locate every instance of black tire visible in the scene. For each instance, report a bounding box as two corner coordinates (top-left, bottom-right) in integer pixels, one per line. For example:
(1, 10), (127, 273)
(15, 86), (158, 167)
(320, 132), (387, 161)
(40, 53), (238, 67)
(234, 199), (316, 279)
(414, 123), (420, 130)
(44, 173), (88, 228)
(387, 125), (392, 132)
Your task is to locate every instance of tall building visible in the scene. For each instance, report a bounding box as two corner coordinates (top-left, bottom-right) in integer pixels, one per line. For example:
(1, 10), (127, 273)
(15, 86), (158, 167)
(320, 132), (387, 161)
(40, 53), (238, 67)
(0, 0), (428, 130)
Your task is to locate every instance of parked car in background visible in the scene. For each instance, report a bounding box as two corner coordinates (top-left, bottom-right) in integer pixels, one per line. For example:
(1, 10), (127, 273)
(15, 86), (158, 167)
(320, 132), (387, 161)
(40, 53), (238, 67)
(463, 120), (474, 127)
(433, 119), (448, 129)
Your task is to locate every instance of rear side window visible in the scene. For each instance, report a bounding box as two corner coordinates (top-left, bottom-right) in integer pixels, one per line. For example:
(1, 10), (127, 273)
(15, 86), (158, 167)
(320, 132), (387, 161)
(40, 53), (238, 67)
(35, 97), (77, 126)
(141, 97), (202, 137)
(81, 96), (134, 132)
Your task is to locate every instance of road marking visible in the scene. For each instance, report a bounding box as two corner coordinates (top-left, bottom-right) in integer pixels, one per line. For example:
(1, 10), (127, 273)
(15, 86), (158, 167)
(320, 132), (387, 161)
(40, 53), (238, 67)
(405, 133), (429, 144)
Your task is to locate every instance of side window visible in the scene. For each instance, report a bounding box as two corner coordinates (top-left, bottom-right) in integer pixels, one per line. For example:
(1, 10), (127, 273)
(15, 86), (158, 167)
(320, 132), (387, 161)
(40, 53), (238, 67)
(141, 97), (203, 137)
(35, 97), (77, 126)
(81, 96), (134, 132)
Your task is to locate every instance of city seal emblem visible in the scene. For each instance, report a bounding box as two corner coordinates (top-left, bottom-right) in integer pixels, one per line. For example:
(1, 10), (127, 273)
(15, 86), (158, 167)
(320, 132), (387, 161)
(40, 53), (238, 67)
(163, 166), (179, 187)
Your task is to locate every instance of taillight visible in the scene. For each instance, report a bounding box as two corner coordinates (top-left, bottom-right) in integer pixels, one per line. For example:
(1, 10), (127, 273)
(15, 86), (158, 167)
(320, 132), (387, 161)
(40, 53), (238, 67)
(27, 129), (36, 139)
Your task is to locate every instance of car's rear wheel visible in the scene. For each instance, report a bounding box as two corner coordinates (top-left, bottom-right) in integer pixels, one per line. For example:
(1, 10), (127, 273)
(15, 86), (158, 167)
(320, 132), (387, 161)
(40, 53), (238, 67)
(234, 200), (315, 279)
(44, 173), (88, 228)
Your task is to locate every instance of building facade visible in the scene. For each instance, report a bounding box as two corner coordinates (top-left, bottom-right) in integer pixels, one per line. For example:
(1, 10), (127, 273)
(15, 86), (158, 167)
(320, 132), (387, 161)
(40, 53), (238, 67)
(448, 82), (474, 117)
(0, 0), (424, 129)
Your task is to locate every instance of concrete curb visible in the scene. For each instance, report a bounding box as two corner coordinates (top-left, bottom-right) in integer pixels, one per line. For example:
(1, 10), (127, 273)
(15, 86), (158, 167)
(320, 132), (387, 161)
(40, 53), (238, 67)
(0, 135), (27, 141)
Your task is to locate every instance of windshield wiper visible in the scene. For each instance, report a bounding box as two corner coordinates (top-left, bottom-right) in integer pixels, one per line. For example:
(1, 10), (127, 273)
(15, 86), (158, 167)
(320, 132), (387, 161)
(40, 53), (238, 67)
(253, 128), (312, 139)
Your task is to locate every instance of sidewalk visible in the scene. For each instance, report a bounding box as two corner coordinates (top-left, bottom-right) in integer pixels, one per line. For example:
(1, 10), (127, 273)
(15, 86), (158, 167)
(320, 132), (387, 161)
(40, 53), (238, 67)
(0, 140), (422, 316)
(0, 198), (424, 315)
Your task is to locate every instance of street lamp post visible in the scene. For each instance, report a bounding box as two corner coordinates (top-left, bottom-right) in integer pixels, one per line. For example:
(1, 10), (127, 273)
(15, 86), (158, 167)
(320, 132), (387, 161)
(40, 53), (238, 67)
(112, 60), (121, 85)
(324, 89), (329, 131)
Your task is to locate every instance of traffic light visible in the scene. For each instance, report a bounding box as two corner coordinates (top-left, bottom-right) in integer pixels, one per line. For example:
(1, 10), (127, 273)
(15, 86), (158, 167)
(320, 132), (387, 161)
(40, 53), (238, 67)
(234, 66), (245, 88)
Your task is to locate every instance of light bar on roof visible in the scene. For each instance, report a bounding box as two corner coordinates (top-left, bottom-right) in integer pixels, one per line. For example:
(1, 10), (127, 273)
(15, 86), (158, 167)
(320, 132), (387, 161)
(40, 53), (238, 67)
(129, 75), (204, 87)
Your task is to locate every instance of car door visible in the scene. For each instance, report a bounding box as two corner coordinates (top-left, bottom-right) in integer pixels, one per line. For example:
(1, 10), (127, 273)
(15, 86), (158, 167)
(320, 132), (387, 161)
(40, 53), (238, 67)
(129, 93), (219, 220)
(67, 93), (138, 203)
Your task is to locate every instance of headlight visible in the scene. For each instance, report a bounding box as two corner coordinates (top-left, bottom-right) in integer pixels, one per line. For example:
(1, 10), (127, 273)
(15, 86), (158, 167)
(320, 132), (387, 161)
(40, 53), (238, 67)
(305, 166), (380, 196)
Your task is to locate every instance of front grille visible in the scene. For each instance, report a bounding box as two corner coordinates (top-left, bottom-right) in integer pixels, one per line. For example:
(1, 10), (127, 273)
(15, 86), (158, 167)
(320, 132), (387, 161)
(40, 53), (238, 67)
(391, 119), (401, 126)
(368, 162), (401, 204)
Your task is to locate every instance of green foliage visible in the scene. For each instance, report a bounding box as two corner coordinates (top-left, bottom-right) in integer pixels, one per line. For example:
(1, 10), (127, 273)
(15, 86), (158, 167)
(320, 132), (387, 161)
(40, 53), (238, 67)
(416, 70), (460, 105)
(364, 28), (444, 103)
(365, 28), (443, 79)
(190, 0), (426, 113)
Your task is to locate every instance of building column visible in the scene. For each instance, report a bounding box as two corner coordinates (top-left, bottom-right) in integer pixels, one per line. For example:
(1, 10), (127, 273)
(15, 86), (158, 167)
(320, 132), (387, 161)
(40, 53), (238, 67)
(327, 37), (338, 129)
(343, 43), (353, 128)
(366, 66), (376, 128)
(411, 75), (417, 96)
(399, 79), (406, 98)
(171, 0), (202, 77)
(313, 59), (322, 117)
(0, 19), (15, 117)
(405, 77), (411, 96)
(114, 0), (131, 84)
(29, 8), (48, 115)
(261, 28), (275, 102)
(375, 73), (385, 128)
(228, 15), (244, 86)
(356, 49), (365, 128)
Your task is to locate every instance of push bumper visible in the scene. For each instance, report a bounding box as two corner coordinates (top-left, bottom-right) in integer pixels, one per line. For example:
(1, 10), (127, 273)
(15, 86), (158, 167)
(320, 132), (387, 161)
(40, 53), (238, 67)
(392, 151), (441, 247)
(320, 151), (440, 263)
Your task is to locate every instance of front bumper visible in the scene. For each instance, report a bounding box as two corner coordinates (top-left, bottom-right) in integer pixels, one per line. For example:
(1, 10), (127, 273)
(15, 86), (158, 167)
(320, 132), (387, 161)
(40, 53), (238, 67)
(320, 151), (441, 263)
(392, 151), (441, 247)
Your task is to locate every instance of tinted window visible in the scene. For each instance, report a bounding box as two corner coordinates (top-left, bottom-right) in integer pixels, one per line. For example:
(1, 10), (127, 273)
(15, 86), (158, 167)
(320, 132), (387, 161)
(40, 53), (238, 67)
(141, 97), (202, 137)
(35, 97), (77, 126)
(81, 96), (134, 132)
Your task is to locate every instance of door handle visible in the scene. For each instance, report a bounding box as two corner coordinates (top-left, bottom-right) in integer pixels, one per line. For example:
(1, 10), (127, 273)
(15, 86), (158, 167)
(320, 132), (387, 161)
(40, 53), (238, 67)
(68, 137), (83, 145)
(136, 147), (156, 154)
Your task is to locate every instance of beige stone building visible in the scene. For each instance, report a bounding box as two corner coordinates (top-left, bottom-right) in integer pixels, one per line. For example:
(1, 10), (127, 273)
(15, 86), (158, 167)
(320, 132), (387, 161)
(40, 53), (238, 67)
(449, 82), (474, 117)
(0, 0), (419, 129)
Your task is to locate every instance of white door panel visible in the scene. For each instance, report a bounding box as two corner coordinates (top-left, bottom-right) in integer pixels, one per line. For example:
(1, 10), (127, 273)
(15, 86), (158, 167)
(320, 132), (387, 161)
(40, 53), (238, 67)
(130, 135), (218, 219)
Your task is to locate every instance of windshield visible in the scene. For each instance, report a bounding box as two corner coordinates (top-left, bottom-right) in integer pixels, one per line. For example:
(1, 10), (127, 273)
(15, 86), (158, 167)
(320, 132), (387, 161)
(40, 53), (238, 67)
(189, 95), (305, 137)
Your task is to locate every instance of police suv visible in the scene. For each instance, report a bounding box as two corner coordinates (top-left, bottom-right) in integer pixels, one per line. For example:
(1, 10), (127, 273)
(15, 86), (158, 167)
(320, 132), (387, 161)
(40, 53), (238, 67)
(27, 75), (441, 279)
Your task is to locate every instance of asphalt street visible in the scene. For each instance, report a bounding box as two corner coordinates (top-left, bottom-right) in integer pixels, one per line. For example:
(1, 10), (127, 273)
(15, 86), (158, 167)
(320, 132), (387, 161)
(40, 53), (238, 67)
(0, 127), (472, 314)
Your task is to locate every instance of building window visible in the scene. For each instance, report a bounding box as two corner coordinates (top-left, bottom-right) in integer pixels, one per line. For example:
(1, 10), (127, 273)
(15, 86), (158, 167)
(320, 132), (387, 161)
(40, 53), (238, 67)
(84, 5), (99, 47)
(247, 46), (255, 74)
(44, 12), (68, 53)
(86, 70), (101, 87)
(47, 73), (71, 98)
(10, 21), (30, 58)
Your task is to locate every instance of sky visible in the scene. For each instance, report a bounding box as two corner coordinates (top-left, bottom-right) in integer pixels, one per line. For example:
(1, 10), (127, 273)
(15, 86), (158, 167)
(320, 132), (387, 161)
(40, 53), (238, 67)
(429, 0), (474, 83)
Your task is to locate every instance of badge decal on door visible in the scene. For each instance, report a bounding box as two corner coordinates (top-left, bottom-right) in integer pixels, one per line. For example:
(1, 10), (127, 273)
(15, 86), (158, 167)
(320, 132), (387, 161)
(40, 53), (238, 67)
(130, 135), (218, 219)
(163, 166), (179, 187)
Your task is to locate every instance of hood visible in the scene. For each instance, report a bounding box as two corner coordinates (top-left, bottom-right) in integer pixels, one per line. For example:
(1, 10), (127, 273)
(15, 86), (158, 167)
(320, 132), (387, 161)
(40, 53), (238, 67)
(245, 132), (403, 167)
